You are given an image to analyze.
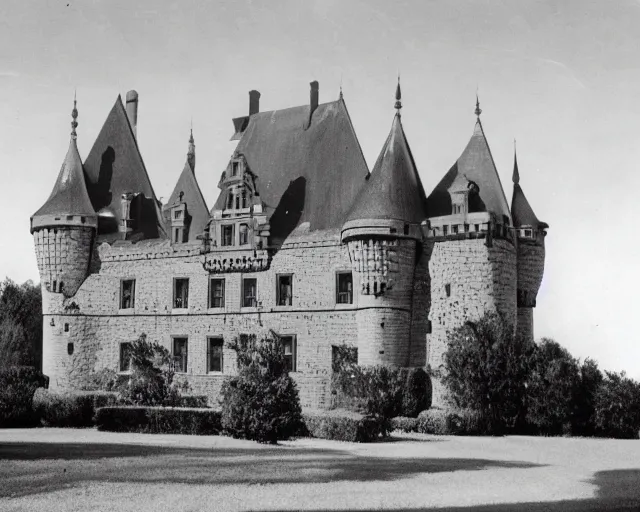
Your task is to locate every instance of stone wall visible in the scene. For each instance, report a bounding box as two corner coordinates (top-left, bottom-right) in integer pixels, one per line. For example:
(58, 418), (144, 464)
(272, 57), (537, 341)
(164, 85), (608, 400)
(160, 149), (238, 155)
(517, 242), (546, 305)
(42, 228), (361, 408)
(33, 226), (94, 297)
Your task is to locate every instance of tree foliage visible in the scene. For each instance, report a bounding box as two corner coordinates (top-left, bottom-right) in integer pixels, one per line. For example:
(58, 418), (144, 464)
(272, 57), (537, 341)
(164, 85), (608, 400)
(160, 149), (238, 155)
(220, 333), (303, 444)
(593, 371), (640, 439)
(571, 358), (603, 436)
(117, 333), (189, 406)
(443, 312), (535, 433)
(0, 279), (42, 369)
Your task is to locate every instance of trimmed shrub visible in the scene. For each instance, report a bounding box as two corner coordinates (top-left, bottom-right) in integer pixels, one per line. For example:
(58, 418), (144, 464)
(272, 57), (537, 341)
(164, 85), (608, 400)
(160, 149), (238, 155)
(33, 389), (118, 427)
(95, 406), (222, 435)
(402, 368), (431, 417)
(593, 371), (640, 439)
(417, 408), (449, 435)
(303, 409), (385, 442)
(178, 395), (209, 408)
(0, 366), (44, 428)
(220, 334), (303, 444)
(391, 416), (419, 433)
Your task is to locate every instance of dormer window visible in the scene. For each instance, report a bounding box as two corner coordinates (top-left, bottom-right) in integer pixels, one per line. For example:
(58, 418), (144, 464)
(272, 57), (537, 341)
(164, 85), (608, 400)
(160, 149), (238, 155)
(239, 223), (249, 245)
(232, 161), (239, 176)
(242, 189), (248, 208)
(174, 210), (182, 220)
(222, 225), (234, 246)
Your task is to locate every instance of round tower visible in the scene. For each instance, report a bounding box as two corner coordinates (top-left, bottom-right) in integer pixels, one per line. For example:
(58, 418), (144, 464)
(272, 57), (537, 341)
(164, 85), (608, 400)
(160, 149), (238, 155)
(31, 96), (97, 298)
(341, 82), (428, 367)
(31, 96), (97, 388)
(511, 149), (548, 342)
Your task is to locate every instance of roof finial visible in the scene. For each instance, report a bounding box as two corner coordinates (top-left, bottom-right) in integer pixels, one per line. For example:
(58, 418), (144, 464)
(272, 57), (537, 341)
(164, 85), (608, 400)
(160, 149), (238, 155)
(339, 74), (344, 100)
(71, 90), (78, 140)
(189, 117), (194, 144)
(475, 92), (482, 118)
(187, 120), (196, 173)
(512, 138), (520, 185)
(394, 74), (402, 112)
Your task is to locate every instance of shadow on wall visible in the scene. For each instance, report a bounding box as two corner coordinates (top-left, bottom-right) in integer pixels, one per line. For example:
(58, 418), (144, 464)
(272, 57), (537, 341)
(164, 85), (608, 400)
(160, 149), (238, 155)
(268, 176), (306, 246)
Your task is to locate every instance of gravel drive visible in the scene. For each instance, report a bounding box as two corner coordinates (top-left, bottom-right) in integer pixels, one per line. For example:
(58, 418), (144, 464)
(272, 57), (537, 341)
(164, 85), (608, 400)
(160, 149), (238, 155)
(1, 428), (639, 511)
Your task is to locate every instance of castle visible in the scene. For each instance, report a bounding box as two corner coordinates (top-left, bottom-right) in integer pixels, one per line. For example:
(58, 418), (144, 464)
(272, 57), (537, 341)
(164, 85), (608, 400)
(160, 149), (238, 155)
(31, 81), (548, 408)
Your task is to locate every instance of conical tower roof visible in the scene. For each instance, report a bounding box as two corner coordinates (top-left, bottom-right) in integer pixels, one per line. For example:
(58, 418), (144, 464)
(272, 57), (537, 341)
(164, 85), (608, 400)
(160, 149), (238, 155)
(511, 151), (548, 229)
(31, 97), (97, 232)
(427, 100), (511, 221)
(344, 87), (428, 228)
(165, 131), (210, 242)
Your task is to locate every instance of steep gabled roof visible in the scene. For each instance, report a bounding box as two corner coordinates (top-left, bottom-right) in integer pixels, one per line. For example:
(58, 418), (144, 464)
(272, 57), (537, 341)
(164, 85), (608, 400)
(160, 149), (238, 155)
(83, 95), (166, 241)
(427, 119), (511, 221)
(32, 136), (96, 224)
(213, 97), (369, 235)
(511, 152), (548, 228)
(344, 112), (428, 224)
(166, 160), (210, 242)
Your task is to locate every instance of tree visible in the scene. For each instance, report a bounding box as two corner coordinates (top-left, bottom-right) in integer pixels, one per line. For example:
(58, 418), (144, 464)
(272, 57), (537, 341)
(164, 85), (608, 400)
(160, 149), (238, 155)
(526, 338), (580, 435)
(443, 312), (535, 433)
(593, 371), (640, 439)
(571, 358), (603, 436)
(220, 333), (303, 444)
(118, 333), (189, 406)
(0, 279), (42, 369)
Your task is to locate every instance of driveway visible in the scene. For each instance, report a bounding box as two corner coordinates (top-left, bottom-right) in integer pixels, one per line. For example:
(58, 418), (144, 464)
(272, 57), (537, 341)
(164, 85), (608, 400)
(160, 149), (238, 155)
(1, 428), (639, 511)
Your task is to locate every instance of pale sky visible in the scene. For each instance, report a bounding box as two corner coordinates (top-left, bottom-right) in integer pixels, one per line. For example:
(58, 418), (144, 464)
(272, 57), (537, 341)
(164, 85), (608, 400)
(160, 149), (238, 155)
(1, 0), (639, 378)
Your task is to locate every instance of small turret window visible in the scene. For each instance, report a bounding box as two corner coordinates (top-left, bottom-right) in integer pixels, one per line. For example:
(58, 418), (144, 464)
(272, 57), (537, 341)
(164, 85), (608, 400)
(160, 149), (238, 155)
(232, 161), (239, 176)
(445, 283), (451, 297)
(525, 229), (532, 237)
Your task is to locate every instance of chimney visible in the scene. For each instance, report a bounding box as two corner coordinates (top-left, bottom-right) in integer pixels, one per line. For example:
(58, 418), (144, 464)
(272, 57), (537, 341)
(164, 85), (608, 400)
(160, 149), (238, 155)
(249, 90), (260, 115)
(125, 90), (138, 139)
(310, 81), (319, 115)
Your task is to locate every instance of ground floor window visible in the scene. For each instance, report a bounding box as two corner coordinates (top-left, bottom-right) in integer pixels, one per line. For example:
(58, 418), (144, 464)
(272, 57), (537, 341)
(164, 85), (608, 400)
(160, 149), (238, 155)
(207, 337), (223, 373)
(119, 342), (132, 372)
(172, 337), (188, 373)
(280, 335), (297, 372)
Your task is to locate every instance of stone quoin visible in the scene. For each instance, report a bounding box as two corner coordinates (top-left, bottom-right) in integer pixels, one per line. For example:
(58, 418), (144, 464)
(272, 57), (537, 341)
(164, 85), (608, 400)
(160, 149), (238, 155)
(31, 82), (548, 409)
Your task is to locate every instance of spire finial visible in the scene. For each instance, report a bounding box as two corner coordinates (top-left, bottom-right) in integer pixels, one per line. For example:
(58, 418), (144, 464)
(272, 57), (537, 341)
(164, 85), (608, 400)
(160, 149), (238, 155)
(512, 138), (520, 185)
(187, 120), (196, 173)
(475, 92), (482, 118)
(71, 90), (78, 139)
(394, 74), (402, 112)
(189, 118), (194, 144)
(339, 74), (344, 100)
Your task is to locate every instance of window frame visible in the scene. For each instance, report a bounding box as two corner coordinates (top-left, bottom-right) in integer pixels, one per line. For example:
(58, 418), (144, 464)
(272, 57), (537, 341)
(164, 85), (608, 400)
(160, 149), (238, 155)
(279, 334), (297, 373)
(172, 336), (189, 373)
(208, 278), (225, 309)
(242, 277), (258, 308)
(221, 224), (234, 246)
(276, 273), (293, 307)
(120, 278), (136, 310)
(207, 336), (224, 373)
(173, 277), (190, 309)
(119, 342), (132, 373)
(335, 271), (353, 305)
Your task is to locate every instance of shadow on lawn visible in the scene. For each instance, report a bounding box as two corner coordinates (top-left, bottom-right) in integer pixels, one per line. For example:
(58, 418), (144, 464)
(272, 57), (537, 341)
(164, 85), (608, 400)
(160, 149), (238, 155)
(0, 440), (540, 498)
(263, 469), (640, 512)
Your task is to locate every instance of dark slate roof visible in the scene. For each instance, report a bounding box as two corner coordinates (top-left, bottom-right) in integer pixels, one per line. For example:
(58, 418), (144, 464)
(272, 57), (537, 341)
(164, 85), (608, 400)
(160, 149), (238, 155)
(214, 98), (369, 235)
(427, 120), (511, 221)
(166, 160), (210, 242)
(83, 95), (166, 241)
(32, 136), (96, 222)
(344, 113), (428, 224)
(511, 153), (548, 228)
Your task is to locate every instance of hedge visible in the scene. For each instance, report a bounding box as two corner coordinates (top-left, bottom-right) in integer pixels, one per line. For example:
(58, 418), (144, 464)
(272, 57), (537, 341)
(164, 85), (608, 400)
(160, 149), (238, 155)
(389, 409), (486, 435)
(95, 406), (221, 435)
(178, 395), (209, 408)
(302, 409), (386, 442)
(33, 389), (119, 427)
(0, 366), (45, 428)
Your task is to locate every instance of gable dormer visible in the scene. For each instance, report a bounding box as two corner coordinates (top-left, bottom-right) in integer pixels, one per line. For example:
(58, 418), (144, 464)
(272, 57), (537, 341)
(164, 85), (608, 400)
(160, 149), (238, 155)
(167, 191), (191, 244)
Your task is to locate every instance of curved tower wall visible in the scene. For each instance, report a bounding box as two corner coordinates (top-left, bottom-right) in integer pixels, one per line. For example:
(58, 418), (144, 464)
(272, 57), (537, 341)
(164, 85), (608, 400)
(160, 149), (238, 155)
(515, 240), (545, 342)
(346, 237), (417, 367)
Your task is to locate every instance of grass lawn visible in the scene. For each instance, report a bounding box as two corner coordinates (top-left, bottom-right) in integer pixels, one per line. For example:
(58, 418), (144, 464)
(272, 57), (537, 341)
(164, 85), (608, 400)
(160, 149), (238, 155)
(1, 428), (640, 511)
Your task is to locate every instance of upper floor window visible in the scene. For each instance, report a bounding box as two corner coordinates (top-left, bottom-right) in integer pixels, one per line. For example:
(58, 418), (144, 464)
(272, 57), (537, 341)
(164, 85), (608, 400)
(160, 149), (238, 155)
(222, 225), (234, 246)
(209, 278), (225, 308)
(239, 223), (249, 245)
(207, 337), (223, 373)
(280, 335), (297, 372)
(242, 278), (257, 307)
(174, 210), (182, 219)
(172, 337), (188, 373)
(232, 161), (239, 176)
(120, 279), (136, 310)
(277, 274), (293, 306)
(336, 272), (353, 304)
(173, 278), (189, 309)
(242, 189), (248, 208)
(119, 342), (132, 372)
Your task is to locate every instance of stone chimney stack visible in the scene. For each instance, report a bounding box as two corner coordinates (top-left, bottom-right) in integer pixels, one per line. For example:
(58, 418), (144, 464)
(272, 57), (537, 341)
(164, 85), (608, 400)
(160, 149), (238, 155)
(126, 90), (138, 139)
(249, 90), (260, 115)
(310, 81), (319, 115)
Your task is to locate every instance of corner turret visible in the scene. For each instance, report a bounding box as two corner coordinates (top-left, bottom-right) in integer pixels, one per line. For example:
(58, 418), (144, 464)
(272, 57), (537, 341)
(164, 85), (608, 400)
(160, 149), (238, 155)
(341, 81), (428, 367)
(511, 147), (548, 341)
(31, 95), (97, 297)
